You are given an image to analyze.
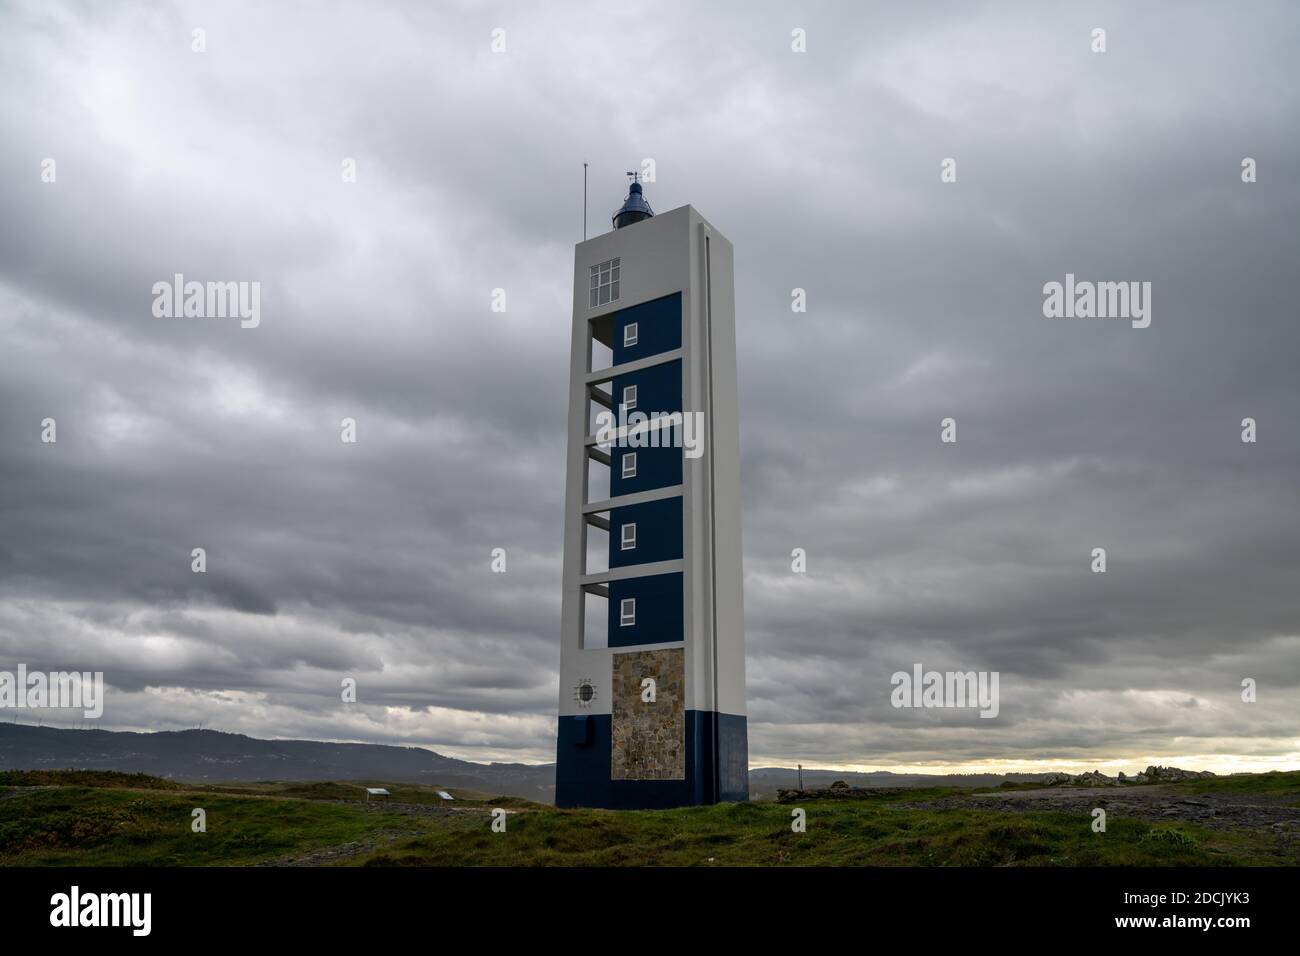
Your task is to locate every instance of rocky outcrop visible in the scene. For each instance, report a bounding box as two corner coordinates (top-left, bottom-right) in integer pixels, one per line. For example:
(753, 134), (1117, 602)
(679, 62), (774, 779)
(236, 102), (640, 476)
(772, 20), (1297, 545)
(780, 766), (1219, 801)
(1075, 770), (1120, 786)
(1041, 765), (1217, 787)
(1131, 765), (1217, 784)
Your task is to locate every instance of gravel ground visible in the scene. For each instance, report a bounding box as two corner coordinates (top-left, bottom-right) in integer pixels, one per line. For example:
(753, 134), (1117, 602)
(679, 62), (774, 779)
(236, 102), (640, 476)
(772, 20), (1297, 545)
(900, 784), (1300, 835)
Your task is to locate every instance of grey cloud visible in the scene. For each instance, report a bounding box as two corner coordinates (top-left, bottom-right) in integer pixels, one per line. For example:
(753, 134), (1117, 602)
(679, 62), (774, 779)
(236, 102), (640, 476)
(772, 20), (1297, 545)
(0, 0), (1297, 772)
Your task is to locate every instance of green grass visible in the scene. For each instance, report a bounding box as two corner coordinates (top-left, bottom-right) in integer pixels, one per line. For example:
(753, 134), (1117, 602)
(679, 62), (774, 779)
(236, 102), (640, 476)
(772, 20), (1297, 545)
(360, 799), (1290, 867)
(1, 771), (1295, 867)
(179, 778), (541, 808)
(1187, 770), (1300, 802)
(0, 769), (184, 790)
(0, 786), (416, 866)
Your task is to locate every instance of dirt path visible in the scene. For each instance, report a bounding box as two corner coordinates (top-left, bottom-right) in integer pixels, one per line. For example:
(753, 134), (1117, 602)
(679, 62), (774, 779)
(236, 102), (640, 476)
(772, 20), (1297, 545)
(256, 826), (417, 867)
(254, 801), (507, 867)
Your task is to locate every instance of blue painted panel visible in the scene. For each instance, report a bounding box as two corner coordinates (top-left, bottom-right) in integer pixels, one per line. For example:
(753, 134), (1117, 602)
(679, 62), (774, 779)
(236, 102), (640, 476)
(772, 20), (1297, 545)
(715, 712), (750, 802)
(606, 359), (684, 500)
(611, 360), (681, 419)
(607, 572), (683, 648)
(556, 714), (613, 807)
(554, 711), (749, 809)
(608, 496), (682, 569)
(611, 293), (681, 366)
(610, 445), (681, 497)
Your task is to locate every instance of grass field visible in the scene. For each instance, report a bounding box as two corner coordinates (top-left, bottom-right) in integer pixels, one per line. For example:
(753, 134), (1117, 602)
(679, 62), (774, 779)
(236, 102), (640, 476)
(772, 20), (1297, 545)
(1, 770), (1296, 867)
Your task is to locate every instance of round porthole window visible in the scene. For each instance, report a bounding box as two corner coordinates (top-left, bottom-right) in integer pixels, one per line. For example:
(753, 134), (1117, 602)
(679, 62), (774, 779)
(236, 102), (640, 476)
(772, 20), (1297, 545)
(573, 679), (596, 707)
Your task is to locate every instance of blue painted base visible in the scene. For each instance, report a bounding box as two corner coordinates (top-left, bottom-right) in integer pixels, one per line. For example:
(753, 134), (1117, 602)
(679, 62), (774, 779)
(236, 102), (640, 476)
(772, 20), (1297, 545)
(555, 710), (748, 809)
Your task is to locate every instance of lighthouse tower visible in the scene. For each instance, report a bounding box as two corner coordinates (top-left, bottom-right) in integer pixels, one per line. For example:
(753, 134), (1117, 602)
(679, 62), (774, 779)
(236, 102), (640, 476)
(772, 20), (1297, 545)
(554, 178), (747, 809)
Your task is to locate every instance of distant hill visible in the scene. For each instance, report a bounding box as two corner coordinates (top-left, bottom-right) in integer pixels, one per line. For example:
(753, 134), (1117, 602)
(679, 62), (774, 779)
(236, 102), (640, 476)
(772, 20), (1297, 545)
(0, 724), (556, 802)
(0, 724), (1056, 802)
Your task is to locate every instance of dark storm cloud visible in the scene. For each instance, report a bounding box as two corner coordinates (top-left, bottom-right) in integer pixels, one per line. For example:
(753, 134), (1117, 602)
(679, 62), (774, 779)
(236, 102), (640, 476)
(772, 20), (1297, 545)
(0, 0), (1297, 769)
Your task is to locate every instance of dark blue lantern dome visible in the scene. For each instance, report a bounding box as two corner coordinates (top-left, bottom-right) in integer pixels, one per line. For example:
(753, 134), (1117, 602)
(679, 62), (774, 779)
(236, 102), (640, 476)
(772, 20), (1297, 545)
(613, 181), (654, 230)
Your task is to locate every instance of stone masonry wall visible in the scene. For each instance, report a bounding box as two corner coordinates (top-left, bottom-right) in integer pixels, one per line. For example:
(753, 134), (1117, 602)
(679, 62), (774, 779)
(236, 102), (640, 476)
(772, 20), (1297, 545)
(611, 647), (685, 780)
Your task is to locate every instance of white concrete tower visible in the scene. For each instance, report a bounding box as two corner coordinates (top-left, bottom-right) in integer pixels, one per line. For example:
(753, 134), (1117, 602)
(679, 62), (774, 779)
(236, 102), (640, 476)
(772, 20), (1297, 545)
(555, 179), (747, 808)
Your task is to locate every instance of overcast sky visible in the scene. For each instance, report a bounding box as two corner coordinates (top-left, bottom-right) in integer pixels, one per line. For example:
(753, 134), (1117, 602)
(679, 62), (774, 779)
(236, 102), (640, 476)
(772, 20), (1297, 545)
(2, 1), (1298, 773)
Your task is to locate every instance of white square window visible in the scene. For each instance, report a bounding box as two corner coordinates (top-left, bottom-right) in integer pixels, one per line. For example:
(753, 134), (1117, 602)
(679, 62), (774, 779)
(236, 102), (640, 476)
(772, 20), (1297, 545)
(621, 523), (637, 550)
(620, 598), (636, 627)
(621, 452), (637, 479)
(623, 322), (638, 347)
(622, 384), (637, 411)
(589, 258), (621, 309)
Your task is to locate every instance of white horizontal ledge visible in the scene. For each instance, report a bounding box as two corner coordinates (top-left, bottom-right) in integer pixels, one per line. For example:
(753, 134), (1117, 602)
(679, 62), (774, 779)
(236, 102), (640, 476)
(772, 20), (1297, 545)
(583, 485), (683, 515)
(584, 349), (683, 386)
(610, 641), (685, 653)
(579, 559), (683, 587)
